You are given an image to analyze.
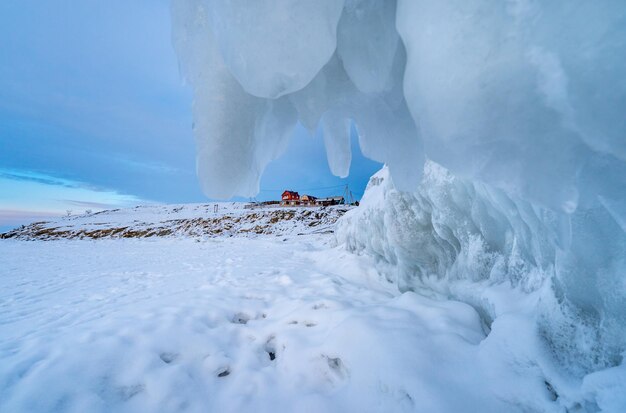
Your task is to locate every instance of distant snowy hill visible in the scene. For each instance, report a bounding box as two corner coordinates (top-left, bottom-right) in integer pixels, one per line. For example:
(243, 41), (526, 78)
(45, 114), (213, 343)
(0, 203), (351, 240)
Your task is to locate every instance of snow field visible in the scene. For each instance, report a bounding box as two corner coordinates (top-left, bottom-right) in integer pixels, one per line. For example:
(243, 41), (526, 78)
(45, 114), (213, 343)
(0, 237), (569, 412)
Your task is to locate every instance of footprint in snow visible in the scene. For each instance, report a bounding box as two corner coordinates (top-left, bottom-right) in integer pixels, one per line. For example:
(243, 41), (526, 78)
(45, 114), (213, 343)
(322, 355), (348, 381)
(265, 336), (278, 361)
(231, 312), (267, 324)
(288, 320), (317, 327)
(232, 312), (251, 324)
(117, 384), (145, 401)
(159, 352), (179, 364)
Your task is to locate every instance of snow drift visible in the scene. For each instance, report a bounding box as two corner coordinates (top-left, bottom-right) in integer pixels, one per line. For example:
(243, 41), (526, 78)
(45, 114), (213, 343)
(171, 0), (625, 407)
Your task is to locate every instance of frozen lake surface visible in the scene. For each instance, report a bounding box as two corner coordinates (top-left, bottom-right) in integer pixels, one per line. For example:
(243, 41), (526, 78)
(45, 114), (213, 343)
(0, 235), (601, 412)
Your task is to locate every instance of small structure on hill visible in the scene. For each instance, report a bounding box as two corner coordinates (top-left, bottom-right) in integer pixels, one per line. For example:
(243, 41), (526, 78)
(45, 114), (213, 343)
(281, 190), (300, 206)
(315, 196), (345, 206)
(276, 189), (351, 207)
(300, 194), (318, 206)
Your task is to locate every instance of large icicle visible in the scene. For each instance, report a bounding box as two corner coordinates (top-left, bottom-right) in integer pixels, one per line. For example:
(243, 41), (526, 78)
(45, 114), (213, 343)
(171, 0), (297, 198)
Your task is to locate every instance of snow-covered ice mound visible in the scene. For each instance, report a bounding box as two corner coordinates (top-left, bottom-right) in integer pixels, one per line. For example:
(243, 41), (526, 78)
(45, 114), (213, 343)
(0, 236), (584, 412)
(337, 163), (626, 410)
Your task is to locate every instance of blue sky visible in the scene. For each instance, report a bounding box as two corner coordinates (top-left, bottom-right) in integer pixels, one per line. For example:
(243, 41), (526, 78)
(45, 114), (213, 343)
(0, 0), (381, 231)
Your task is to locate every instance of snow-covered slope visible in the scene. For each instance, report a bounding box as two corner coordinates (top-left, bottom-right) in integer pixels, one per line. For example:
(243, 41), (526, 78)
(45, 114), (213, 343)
(0, 203), (350, 240)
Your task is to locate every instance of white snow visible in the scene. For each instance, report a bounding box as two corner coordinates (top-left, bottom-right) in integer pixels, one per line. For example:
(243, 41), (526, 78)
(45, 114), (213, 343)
(0, 234), (575, 413)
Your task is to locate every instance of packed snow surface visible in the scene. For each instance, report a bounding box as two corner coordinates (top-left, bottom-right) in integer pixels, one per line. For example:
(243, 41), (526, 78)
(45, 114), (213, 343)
(171, 0), (626, 403)
(1, 234), (606, 413)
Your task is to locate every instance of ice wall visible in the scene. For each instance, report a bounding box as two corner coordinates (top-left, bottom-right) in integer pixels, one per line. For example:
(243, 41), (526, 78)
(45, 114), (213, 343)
(397, 0), (626, 214)
(337, 164), (626, 380)
(171, 0), (626, 402)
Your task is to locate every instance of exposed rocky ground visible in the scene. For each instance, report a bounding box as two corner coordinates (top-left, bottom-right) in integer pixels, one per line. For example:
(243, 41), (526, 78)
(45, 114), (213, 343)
(0, 203), (352, 240)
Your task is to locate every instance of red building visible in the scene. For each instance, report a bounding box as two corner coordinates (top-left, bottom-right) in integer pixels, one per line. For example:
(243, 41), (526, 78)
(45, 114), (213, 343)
(281, 190), (300, 206)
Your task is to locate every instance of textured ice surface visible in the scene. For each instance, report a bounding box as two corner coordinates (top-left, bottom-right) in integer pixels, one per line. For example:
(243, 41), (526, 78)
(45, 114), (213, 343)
(208, 0), (344, 99)
(396, 0), (626, 212)
(337, 0), (399, 94)
(171, 0), (625, 207)
(171, 0), (298, 198)
(337, 164), (626, 409)
(171, 1), (626, 409)
(171, 0), (424, 196)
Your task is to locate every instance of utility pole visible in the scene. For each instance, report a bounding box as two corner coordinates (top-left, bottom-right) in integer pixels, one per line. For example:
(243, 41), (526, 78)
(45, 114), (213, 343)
(343, 185), (355, 205)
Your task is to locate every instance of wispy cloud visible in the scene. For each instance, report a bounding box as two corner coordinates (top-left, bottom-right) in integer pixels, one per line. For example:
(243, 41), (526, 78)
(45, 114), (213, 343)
(109, 155), (186, 175)
(0, 168), (114, 192)
(0, 171), (78, 189)
(0, 168), (153, 227)
(61, 199), (138, 209)
(0, 209), (64, 231)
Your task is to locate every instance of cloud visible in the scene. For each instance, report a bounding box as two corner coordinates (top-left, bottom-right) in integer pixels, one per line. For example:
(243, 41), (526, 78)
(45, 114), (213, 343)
(0, 168), (115, 192)
(60, 199), (146, 210)
(0, 168), (152, 198)
(0, 209), (63, 229)
(0, 168), (152, 227)
(109, 155), (185, 176)
(0, 171), (77, 189)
